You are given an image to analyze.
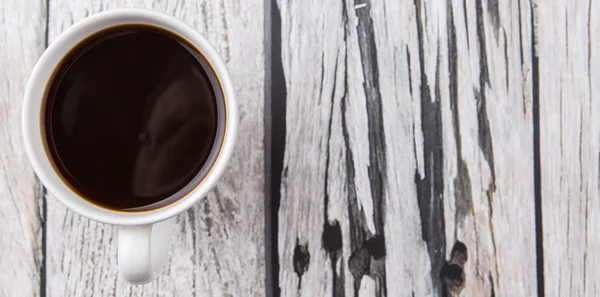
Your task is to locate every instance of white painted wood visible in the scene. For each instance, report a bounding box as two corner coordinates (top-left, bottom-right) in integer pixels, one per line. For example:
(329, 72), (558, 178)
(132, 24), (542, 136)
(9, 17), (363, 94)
(276, 0), (537, 296)
(538, 1), (600, 296)
(45, 1), (265, 296)
(0, 0), (46, 296)
(438, 0), (537, 296)
(3, 0), (598, 295)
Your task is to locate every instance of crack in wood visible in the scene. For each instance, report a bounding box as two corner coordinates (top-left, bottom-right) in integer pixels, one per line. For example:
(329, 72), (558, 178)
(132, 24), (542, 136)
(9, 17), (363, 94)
(350, 0), (388, 295)
(44, 0), (50, 48)
(476, 0), (491, 88)
(565, 11), (570, 62)
(486, 188), (501, 292)
(407, 46), (413, 97)
(270, 0), (286, 295)
(340, 7), (366, 295)
(489, 272), (496, 297)
(413, 0), (446, 295)
(530, 1), (544, 296)
(186, 209), (198, 296)
(517, 0), (525, 78)
(463, 0), (470, 48)
(475, 0), (497, 194)
(202, 197), (213, 236)
(487, 0), (500, 40)
(340, 7), (387, 292)
(40, 2), (50, 295)
(219, 0), (231, 62)
(447, 2), (474, 227)
(586, 6), (593, 257)
(322, 51), (345, 297)
(516, 0), (525, 58)
(318, 52), (326, 104)
(39, 185), (47, 297)
(503, 28), (510, 89)
(475, 88), (496, 192)
(340, 65), (366, 297)
(588, 1), (593, 95)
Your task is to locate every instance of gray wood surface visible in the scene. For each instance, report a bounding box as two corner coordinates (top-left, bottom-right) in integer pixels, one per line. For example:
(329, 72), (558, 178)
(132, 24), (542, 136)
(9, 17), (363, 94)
(1, 0), (599, 296)
(538, 1), (600, 296)
(0, 0), (46, 296)
(274, 0), (537, 296)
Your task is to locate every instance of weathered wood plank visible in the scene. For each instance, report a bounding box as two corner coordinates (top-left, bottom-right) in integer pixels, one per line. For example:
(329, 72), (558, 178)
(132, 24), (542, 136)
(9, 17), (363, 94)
(45, 1), (265, 296)
(436, 0), (537, 296)
(275, 0), (537, 296)
(538, 1), (600, 296)
(0, 0), (46, 296)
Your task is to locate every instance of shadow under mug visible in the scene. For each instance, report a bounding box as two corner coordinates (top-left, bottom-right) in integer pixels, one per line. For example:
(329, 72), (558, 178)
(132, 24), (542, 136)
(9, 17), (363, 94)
(22, 9), (238, 284)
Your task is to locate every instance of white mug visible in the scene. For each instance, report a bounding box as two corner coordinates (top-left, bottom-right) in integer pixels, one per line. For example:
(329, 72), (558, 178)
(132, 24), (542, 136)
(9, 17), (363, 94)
(21, 9), (237, 284)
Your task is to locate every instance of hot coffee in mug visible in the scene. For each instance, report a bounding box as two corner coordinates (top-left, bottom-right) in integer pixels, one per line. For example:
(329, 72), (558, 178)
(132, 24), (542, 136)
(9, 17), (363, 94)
(44, 24), (223, 211)
(23, 9), (237, 284)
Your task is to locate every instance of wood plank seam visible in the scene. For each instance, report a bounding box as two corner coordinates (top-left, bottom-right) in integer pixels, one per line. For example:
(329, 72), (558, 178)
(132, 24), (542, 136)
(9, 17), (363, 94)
(269, 0), (286, 296)
(40, 1), (50, 296)
(530, 1), (544, 296)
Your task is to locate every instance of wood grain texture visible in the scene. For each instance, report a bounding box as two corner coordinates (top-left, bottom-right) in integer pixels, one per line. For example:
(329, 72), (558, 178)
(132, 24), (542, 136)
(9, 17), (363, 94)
(275, 0), (537, 296)
(3, 0), (599, 295)
(45, 1), (265, 296)
(538, 1), (600, 296)
(0, 0), (46, 296)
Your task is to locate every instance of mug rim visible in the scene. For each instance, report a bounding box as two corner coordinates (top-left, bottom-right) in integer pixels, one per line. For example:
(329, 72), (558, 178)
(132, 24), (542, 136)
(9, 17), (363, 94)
(22, 8), (238, 226)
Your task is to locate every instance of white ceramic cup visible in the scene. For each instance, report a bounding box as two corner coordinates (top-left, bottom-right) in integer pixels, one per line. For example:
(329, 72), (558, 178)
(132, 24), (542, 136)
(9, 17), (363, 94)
(22, 9), (237, 284)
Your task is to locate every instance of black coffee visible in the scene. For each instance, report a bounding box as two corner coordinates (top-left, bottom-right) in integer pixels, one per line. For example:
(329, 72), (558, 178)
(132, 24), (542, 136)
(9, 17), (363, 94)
(44, 25), (220, 211)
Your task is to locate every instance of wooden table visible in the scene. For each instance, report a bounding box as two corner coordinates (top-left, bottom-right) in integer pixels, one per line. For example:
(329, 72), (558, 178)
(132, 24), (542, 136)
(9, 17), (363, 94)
(1, 0), (598, 296)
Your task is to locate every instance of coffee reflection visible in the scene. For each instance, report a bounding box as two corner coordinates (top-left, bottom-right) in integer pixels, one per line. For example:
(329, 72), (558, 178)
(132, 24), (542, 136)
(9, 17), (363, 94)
(132, 62), (216, 198)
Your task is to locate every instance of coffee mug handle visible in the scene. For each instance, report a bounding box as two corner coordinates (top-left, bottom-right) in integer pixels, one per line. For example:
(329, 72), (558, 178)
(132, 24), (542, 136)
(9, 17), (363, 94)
(118, 217), (176, 284)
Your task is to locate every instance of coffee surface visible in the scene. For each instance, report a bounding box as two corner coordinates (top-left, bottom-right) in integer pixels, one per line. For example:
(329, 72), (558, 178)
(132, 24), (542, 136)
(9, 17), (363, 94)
(44, 25), (219, 211)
